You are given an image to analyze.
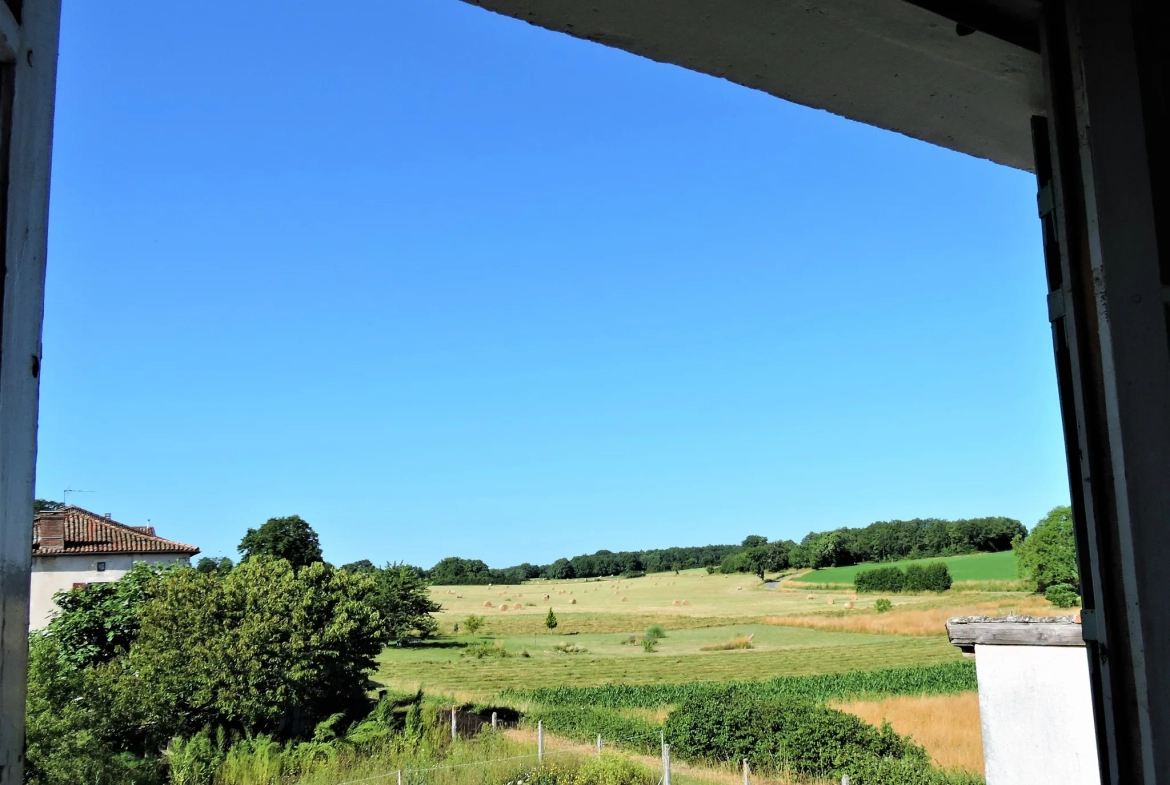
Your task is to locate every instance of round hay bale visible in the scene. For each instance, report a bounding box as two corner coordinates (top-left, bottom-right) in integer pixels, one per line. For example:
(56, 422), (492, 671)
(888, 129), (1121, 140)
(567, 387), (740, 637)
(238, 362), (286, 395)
(570, 599), (577, 605)
(827, 598), (835, 605)
(512, 603), (522, 610)
(483, 601), (493, 608)
(807, 594), (815, 600)
(681, 600), (689, 606)
(456, 594), (462, 599)
(499, 605), (509, 612)
(736, 585), (742, 590)
(844, 601), (854, 609)
(672, 600), (681, 607)
(542, 594), (550, 601)
(621, 597), (627, 602)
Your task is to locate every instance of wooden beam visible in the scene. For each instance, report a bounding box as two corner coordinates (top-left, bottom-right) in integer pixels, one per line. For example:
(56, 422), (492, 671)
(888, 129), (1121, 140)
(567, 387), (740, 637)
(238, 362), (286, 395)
(946, 617), (1086, 648)
(0, 1), (60, 782)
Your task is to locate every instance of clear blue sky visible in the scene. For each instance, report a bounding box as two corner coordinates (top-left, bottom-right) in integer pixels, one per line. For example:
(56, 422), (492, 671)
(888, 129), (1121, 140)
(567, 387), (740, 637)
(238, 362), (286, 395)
(38, 0), (1068, 569)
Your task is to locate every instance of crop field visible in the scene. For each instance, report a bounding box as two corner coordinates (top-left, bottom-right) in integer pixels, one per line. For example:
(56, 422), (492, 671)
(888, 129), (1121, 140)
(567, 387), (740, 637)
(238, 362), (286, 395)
(792, 550), (1019, 585)
(370, 564), (1050, 781)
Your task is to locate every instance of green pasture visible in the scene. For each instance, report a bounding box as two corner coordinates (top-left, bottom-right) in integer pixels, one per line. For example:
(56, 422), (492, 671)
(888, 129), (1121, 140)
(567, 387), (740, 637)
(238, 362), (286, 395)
(374, 627), (961, 696)
(792, 550), (1018, 585)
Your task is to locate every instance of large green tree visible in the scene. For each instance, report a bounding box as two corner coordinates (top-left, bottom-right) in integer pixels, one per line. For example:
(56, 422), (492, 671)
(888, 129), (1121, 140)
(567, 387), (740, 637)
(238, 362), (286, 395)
(373, 563), (441, 644)
(237, 514), (323, 568)
(1015, 505), (1079, 591)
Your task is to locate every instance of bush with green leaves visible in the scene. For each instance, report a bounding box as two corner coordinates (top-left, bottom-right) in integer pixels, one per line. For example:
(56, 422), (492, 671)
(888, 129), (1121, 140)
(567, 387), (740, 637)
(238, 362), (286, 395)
(546, 607), (559, 629)
(874, 598), (893, 613)
(663, 688), (930, 780)
(641, 637), (658, 653)
(464, 614), (485, 634)
(856, 563), (951, 593)
(645, 624), (667, 639)
(854, 567), (906, 593)
(1045, 583), (1080, 608)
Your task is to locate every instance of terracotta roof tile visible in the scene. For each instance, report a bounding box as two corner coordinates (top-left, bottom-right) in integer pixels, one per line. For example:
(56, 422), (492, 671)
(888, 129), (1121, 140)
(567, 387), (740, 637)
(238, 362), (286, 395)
(32, 506), (200, 557)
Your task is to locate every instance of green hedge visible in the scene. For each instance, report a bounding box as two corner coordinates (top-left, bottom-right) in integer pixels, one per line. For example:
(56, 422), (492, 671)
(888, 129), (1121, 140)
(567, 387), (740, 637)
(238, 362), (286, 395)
(855, 563), (952, 593)
(661, 690), (976, 784)
(523, 707), (661, 755)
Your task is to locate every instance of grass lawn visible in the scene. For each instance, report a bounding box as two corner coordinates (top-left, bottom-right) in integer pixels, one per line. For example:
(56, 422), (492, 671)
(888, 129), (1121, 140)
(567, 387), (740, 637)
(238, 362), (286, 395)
(792, 550), (1018, 585)
(374, 627), (961, 697)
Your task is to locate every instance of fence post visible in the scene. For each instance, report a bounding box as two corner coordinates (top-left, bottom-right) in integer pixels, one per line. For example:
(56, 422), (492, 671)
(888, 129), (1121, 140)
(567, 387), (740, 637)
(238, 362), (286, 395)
(743, 759), (749, 785)
(538, 720), (544, 763)
(397, 771), (402, 785)
(597, 734), (602, 756)
(451, 706), (457, 740)
(842, 776), (850, 785)
(492, 711), (498, 730)
(663, 743), (671, 785)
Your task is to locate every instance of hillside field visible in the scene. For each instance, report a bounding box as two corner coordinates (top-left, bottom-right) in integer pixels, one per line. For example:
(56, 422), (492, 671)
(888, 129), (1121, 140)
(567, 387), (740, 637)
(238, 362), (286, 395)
(792, 550), (1018, 585)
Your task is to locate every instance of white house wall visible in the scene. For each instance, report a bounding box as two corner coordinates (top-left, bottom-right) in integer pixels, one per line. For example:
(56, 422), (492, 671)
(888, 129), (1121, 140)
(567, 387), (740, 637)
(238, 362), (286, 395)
(974, 644), (1100, 785)
(29, 554), (190, 631)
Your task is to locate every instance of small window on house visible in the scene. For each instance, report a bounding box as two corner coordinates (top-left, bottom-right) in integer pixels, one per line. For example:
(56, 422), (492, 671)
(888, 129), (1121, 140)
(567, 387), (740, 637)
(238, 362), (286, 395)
(96, 561), (106, 572)
(71, 582), (87, 590)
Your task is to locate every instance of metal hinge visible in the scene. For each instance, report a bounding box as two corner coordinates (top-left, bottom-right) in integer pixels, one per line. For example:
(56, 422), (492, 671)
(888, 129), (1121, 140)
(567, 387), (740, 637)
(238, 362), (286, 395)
(1037, 183), (1055, 218)
(1047, 289), (1066, 322)
(1081, 608), (1098, 642)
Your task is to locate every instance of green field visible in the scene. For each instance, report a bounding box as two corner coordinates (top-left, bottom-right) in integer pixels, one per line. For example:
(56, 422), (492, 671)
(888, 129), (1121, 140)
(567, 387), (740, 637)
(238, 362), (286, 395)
(792, 550), (1018, 585)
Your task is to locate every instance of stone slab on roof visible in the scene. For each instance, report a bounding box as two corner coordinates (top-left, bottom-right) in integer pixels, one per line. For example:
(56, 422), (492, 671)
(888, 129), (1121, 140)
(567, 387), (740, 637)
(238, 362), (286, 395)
(32, 505), (199, 557)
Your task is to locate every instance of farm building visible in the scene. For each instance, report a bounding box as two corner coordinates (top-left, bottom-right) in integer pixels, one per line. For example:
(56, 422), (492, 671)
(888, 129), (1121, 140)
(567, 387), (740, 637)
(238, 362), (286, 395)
(29, 506), (199, 630)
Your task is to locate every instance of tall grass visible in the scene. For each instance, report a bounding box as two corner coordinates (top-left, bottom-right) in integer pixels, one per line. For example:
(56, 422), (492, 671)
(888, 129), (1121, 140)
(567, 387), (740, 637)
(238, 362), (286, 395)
(833, 693), (984, 775)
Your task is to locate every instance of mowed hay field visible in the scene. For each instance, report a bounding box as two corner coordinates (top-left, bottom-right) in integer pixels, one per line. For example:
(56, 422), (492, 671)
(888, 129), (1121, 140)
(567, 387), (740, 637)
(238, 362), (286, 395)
(375, 567), (1053, 700)
(793, 550), (1018, 585)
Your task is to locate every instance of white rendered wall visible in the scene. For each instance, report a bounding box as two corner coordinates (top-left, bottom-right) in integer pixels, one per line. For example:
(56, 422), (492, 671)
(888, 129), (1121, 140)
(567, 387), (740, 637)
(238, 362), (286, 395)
(29, 553), (190, 631)
(975, 644), (1100, 785)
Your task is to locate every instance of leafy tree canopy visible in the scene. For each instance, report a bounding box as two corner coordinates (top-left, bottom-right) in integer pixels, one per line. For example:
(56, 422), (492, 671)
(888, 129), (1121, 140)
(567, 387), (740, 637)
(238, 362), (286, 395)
(1015, 506), (1078, 591)
(33, 499), (63, 513)
(372, 563), (441, 644)
(237, 515), (323, 568)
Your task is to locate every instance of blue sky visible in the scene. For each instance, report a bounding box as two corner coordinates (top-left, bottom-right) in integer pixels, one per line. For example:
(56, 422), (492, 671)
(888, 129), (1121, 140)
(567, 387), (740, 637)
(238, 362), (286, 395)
(38, 1), (1068, 568)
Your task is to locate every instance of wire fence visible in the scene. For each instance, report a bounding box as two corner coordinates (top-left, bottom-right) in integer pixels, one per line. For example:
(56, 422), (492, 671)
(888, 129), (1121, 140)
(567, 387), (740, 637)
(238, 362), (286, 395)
(331, 727), (668, 785)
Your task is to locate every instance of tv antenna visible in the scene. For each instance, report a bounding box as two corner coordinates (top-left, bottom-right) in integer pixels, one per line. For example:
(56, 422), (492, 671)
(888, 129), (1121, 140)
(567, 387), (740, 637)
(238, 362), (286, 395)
(63, 489), (94, 505)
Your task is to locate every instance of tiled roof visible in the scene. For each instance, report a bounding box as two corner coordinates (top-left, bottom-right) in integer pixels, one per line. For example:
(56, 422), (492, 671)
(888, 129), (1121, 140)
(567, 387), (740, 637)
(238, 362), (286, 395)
(32, 506), (200, 556)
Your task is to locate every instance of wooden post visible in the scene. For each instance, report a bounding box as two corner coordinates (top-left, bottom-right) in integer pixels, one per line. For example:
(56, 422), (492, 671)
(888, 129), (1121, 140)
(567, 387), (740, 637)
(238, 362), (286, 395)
(451, 707), (457, 740)
(492, 711), (498, 729)
(663, 743), (671, 785)
(538, 720), (544, 762)
(742, 758), (749, 785)
(597, 733), (602, 755)
(397, 771), (402, 785)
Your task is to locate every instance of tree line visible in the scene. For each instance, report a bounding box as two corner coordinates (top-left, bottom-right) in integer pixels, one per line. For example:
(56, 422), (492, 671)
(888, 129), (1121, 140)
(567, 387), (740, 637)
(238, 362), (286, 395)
(415, 516), (1026, 584)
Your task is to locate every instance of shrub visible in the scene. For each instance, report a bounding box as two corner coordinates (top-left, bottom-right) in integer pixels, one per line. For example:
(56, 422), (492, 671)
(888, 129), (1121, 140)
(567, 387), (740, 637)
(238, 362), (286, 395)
(699, 635), (754, 651)
(905, 563), (952, 592)
(855, 567), (905, 593)
(464, 615), (485, 634)
(575, 755), (657, 785)
(645, 624), (667, 639)
(874, 599), (893, 613)
(525, 707), (660, 755)
(1046, 583), (1080, 608)
(545, 608), (559, 630)
(856, 564), (951, 593)
(462, 641), (510, 659)
(664, 689), (929, 779)
(641, 637), (658, 653)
